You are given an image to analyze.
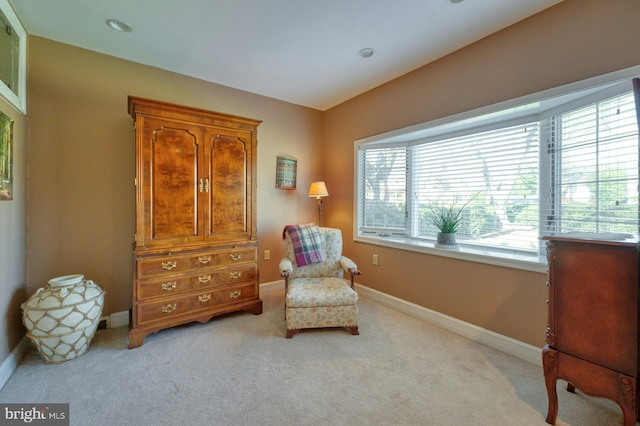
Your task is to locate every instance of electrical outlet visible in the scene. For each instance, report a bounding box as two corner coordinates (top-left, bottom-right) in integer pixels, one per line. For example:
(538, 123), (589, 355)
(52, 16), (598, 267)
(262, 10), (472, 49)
(264, 250), (271, 261)
(372, 254), (379, 266)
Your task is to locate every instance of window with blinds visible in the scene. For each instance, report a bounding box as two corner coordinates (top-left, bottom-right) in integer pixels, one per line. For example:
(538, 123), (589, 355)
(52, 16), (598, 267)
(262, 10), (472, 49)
(358, 146), (407, 235)
(355, 73), (640, 263)
(411, 122), (539, 252)
(543, 91), (639, 235)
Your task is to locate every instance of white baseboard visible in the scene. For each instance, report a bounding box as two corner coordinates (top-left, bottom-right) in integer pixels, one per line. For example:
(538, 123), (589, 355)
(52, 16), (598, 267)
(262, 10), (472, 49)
(354, 283), (542, 366)
(260, 281), (282, 291)
(109, 311), (130, 328)
(0, 336), (30, 391)
(100, 310), (130, 329)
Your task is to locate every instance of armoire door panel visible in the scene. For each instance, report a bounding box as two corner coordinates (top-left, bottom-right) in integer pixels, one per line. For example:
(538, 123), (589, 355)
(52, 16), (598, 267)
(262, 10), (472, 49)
(204, 129), (252, 240)
(142, 118), (204, 246)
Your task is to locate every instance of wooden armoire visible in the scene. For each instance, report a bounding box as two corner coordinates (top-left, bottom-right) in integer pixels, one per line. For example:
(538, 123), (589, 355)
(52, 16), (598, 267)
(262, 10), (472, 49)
(542, 233), (640, 426)
(127, 96), (262, 348)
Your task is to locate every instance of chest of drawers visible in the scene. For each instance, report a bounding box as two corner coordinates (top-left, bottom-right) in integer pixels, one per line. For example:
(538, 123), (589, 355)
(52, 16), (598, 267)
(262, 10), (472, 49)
(129, 242), (262, 348)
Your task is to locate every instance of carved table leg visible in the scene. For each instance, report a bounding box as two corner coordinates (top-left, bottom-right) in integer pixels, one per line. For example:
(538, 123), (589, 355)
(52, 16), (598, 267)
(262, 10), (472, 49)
(617, 375), (637, 426)
(542, 346), (559, 425)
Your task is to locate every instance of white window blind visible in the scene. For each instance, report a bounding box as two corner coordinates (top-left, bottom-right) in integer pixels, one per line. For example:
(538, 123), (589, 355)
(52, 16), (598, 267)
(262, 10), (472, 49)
(411, 122), (539, 252)
(358, 145), (407, 234)
(542, 91), (639, 235)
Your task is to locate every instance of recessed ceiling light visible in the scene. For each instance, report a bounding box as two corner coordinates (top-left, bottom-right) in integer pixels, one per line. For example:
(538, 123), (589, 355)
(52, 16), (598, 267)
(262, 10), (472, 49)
(106, 18), (133, 33)
(358, 48), (375, 58)
(450, 0), (464, 3)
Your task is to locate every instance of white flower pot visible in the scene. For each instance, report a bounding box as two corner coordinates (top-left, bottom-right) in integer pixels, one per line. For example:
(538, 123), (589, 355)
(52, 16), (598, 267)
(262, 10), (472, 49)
(21, 274), (105, 364)
(435, 232), (459, 250)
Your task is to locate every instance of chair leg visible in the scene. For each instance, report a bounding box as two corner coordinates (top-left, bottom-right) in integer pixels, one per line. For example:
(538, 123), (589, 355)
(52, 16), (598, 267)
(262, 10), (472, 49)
(286, 329), (299, 338)
(347, 326), (359, 335)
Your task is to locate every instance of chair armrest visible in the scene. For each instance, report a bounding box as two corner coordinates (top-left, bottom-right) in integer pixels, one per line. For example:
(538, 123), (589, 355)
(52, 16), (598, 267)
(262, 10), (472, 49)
(340, 256), (361, 290)
(279, 258), (293, 278)
(340, 256), (361, 276)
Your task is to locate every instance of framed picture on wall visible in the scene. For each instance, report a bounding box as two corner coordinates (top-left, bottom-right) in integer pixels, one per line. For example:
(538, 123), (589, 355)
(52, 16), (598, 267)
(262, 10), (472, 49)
(0, 0), (27, 113)
(275, 155), (297, 190)
(0, 110), (13, 200)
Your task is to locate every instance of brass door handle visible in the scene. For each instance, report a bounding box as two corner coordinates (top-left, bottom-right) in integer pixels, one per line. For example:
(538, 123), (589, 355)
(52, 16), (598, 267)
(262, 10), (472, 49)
(198, 294), (211, 302)
(199, 256), (211, 264)
(230, 290), (241, 299)
(199, 178), (209, 193)
(229, 253), (242, 261)
(198, 275), (211, 283)
(230, 271), (242, 279)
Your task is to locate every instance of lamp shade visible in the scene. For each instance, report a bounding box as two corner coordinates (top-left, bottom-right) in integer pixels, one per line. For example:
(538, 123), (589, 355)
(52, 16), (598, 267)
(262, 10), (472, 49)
(308, 181), (329, 198)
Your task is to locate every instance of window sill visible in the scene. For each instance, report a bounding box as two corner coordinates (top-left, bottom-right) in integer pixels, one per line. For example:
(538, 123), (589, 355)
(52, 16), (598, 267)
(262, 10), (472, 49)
(354, 235), (548, 273)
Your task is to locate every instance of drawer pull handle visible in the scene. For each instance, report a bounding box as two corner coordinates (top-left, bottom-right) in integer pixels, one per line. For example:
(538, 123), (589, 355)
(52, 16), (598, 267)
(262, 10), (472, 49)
(198, 275), (211, 283)
(162, 261), (177, 271)
(162, 303), (177, 313)
(198, 294), (211, 302)
(229, 253), (242, 261)
(161, 282), (177, 291)
(230, 290), (241, 299)
(199, 256), (211, 264)
(230, 271), (242, 279)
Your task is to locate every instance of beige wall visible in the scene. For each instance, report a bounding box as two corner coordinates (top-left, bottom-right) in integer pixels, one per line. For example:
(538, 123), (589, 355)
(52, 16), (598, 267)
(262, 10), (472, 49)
(26, 37), (324, 317)
(323, 0), (640, 347)
(0, 95), (27, 361)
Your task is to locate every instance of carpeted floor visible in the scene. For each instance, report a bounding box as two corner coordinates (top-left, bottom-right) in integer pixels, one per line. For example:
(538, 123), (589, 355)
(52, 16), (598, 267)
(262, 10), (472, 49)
(0, 284), (623, 425)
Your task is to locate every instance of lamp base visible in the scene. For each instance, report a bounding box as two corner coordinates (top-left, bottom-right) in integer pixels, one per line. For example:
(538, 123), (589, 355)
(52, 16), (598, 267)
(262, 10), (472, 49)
(317, 198), (323, 226)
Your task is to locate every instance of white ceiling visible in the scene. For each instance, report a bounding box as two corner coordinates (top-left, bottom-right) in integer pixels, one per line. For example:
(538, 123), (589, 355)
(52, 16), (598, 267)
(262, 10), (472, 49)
(10, 0), (562, 111)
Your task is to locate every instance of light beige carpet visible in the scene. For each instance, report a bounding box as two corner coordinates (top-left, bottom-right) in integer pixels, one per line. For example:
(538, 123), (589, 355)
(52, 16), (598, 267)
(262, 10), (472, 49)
(0, 284), (623, 425)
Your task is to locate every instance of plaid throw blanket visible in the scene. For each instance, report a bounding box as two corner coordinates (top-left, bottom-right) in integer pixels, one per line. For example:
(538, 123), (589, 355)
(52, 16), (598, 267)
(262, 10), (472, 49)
(283, 223), (325, 267)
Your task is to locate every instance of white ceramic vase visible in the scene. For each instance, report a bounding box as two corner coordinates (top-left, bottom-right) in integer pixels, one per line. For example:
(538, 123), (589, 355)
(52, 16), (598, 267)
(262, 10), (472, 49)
(21, 274), (105, 364)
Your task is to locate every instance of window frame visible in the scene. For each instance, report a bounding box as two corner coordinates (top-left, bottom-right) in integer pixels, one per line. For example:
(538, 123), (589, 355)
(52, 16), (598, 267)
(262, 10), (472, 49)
(0, 0), (27, 113)
(354, 66), (640, 272)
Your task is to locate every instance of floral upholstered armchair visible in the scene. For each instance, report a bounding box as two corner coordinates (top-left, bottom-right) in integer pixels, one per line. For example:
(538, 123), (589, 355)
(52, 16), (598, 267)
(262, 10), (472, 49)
(279, 224), (360, 338)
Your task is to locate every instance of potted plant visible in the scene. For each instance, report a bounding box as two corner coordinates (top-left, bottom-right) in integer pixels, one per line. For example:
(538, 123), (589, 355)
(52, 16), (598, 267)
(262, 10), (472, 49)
(427, 194), (478, 248)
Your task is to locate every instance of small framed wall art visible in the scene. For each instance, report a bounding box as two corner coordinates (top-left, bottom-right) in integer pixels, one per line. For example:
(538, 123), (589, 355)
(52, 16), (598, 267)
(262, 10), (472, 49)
(275, 155), (297, 190)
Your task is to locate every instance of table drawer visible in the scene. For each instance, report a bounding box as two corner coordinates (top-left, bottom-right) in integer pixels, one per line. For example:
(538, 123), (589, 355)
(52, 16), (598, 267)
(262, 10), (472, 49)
(136, 246), (256, 279)
(136, 263), (257, 300)
(136, 282), (258, 325)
